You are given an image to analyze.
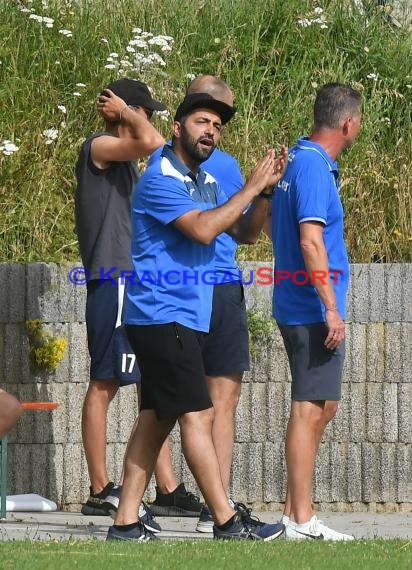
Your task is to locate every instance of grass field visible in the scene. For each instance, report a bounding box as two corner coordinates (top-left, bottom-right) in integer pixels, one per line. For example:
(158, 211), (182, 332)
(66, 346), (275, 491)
(0, 0), (411, 262)
(0, 539), (411, 570)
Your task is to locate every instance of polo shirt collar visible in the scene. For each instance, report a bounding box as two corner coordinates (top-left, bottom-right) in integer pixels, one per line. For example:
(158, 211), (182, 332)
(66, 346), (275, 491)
(297, 136), (338, 173)
(161, 143), (200, 181)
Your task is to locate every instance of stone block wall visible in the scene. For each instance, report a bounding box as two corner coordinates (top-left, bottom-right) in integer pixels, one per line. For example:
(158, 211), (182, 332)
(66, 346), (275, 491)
(0, 262), (411, 511)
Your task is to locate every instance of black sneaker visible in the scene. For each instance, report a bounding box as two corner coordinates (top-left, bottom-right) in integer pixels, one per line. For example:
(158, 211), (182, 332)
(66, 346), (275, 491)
(213, 513), (285, 541)
(101, 485), (121, 517)
(196, 505), (213, 533)
(106, 521), (158, 542)
(81, 482), (115, 516)
(149, 483), (202, 517)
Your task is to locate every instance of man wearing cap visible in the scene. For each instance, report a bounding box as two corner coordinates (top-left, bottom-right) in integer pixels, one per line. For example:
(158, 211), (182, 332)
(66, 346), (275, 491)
(107, 92), (287, 541)
(75, 79), (200, 525)
(147, 76), (278, 531)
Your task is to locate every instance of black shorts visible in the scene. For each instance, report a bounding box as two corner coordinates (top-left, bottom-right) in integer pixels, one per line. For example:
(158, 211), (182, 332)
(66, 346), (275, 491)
(126, 323), (213, 420)
(86, 279), (140, 386)
(278, 322), (345, 401)
(202, 282), (250, 376)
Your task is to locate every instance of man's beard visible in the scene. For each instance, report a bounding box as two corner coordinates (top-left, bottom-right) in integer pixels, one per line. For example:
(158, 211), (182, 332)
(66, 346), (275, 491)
(180, 125), (216, 164)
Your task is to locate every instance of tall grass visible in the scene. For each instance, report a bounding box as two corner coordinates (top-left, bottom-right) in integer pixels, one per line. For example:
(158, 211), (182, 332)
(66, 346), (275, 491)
(0, 0), (411, 262)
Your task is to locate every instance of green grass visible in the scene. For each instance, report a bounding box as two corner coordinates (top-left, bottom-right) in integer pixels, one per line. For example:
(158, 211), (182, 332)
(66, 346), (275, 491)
(0, 539), (410, 570)
(0, 0), (411, 262)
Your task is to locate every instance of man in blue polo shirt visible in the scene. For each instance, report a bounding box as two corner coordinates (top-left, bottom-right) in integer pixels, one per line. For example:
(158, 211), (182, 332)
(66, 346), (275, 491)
(107, 92), (287, 542)
(271, 83), (362, 541)
(147, 77), (269, 531)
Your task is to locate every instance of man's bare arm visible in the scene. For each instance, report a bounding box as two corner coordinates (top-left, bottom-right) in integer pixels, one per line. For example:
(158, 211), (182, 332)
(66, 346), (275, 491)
(173, 150), (280, 244)
(300, 221), (345, 350)
(91, 89), (165, 168)
(229, 147), (287, 244)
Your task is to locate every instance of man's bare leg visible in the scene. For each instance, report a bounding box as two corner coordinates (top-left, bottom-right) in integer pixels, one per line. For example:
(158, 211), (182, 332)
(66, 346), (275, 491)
(81, 379), (119, 493)
(115, 407), (234, 526)
(178, 407), (235, 524)
(206, 373), (241, 493)
(284, 400), (338, 522)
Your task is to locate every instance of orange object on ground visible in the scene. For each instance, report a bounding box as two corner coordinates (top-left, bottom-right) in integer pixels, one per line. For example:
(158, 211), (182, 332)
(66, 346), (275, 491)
(20, 402), (59, 411)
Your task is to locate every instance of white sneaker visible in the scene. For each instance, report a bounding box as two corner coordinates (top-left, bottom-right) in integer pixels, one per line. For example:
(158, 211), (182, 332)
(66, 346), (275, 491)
(280, 514), (289, 525)
(285, 515), (354, 541)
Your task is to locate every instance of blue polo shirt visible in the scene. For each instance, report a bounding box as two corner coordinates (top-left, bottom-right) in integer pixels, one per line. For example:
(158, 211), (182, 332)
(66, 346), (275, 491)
(125, 144), (225, 332)
(272, 137), (350, 324)
(149, 145), (244, 281)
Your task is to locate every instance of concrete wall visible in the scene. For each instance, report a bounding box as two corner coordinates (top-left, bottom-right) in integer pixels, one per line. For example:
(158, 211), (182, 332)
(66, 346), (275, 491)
(0, 262), (411, 512)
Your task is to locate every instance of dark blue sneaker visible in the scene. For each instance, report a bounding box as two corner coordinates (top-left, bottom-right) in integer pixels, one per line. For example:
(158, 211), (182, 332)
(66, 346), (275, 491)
(106, 522), (158, 541)
(197, 501), (262, 533)
(213, 513), (285, 541)
(196, 505), (213, 533)
(103, 487), (161, 533)
(139, 501), (162, 533)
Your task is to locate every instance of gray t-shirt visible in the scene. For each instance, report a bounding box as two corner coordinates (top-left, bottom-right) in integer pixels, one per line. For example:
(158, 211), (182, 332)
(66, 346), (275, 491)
(75, 132), (139, 280)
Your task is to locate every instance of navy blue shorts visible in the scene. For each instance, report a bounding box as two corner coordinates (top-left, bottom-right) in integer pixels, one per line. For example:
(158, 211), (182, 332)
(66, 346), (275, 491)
(86, 279), (140, 386)
(202, 282), (250, 376)
(278, 322), (345, 401)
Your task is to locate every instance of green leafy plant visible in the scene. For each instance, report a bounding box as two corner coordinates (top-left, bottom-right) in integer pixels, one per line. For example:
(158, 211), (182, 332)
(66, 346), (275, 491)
(247, 310), (276, 355)
(26, 319), (67, 372)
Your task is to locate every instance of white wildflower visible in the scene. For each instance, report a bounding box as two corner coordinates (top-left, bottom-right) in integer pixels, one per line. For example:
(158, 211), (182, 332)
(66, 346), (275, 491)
(60, 121), (67, 128)
(364, 46), (370, 53)
(406, 85), (411, 89)
(314, 7), (323, 14)
(129, 39), (147, 47)
(59, 29), (73, 37)
(132, 27), (142, 34)
(298, 18), (312, 27)
(73, 92), (82, 96)
(367, 73), (378, 80)
(43, 128), (59, 144)
(214, 38), (221, 44)
(76, 83), (86, 88)
(109, 52), (119, 58)
(101, 38), (109, 44)
(0, 140), (19, 156)
(126, 46), (136, 53)
(55, 60), (61, 65)
(104, 64), (116, 69)
(157, 110), (170, 122)
(186, 73), (196, 80)
(43, 17), (54, 24)
(57, 105), (67, 114)
(161, 45), (172, 52)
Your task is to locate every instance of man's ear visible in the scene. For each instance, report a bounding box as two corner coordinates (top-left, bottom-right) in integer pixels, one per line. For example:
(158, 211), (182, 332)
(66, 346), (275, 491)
(172, 120), (182, 138)
(342, 117), (351, 137)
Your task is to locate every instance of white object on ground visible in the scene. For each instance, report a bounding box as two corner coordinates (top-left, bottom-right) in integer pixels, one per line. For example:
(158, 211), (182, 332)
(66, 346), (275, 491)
(6, 493), (57, 512)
